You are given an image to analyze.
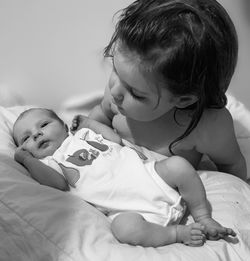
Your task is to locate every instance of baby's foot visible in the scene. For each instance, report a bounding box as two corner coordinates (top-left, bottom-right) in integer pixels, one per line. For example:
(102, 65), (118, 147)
(199, 218), (236, 240)
(176, 223), (206, 246)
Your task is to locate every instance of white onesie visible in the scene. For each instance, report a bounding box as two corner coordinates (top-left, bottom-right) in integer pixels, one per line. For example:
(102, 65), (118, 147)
(41, 128), (186, 227)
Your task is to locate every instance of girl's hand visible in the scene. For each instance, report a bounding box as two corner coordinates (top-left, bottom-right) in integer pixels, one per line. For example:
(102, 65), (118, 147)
(14, 147), (34, 165)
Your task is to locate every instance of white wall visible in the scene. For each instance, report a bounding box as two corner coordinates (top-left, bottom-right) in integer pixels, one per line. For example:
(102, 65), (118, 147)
(0, 0), (249, 109)
(0, 0), (132, 109)
(219, 0), (250, 107)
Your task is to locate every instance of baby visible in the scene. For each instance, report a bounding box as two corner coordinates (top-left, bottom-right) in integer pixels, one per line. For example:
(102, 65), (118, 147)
(13, 108), (236, 247)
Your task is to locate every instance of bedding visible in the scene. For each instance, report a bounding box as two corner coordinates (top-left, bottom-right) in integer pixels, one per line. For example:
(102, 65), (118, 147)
(0, 93), (250, 261)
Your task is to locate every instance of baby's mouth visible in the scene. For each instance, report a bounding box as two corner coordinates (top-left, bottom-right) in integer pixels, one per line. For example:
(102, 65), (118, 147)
(38, 140), (50, 149)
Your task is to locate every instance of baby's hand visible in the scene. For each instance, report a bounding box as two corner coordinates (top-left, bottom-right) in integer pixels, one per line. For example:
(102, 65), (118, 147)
(70, 115), (88, 134)
(14, 147), (33, 165)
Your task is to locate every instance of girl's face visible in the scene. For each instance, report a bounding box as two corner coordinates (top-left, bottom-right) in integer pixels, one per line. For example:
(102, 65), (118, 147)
(109, 46), (178, 121)
(13, 109), (68, 159)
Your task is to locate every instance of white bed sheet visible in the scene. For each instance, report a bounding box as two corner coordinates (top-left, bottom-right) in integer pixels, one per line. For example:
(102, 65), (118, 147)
(0, 94), (250, 261)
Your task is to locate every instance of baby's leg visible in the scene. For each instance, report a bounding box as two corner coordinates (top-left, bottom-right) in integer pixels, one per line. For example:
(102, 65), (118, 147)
(111, 212), (205, 247)
(155, 156), (236, 240)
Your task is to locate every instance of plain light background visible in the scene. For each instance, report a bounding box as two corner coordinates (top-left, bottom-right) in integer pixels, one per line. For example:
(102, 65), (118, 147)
(0, 0), (249, 110)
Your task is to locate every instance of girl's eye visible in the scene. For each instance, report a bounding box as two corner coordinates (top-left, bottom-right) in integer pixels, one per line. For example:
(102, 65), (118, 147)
(130, 90), (145, 100)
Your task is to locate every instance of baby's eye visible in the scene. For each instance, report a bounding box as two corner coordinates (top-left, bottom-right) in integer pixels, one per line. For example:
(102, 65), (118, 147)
(41, 122), (48, 128)
(21, 136), (30, 144)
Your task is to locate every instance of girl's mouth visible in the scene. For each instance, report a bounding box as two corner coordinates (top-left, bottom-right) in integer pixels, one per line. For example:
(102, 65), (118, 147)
(117, 106), (125, 115)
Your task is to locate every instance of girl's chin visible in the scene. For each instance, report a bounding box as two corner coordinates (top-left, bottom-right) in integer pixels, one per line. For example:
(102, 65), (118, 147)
(126, 114), (157, 122)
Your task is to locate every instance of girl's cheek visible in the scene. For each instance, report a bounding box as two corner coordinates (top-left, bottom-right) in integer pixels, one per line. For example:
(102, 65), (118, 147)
(123, 98), (138, 112)
(109, 70), (117, 85)
(108, 79), (115, 92)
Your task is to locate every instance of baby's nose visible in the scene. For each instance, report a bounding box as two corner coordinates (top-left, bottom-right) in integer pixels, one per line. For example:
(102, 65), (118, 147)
(33, 130), (42, 140)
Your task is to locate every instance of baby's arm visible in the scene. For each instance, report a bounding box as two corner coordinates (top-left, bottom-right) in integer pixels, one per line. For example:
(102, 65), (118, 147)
(71, 115), (122, 144)
(15, 147), (69, 191)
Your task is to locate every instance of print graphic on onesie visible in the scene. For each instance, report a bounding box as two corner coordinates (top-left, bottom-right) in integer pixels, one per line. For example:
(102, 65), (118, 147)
(58, 137), (109, 187)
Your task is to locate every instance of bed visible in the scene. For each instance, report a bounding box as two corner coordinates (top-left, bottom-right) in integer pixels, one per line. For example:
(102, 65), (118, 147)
(0, 92), (250, 261)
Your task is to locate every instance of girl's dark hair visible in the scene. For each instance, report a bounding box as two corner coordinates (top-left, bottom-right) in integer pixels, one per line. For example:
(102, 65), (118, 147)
(104, 0), (238, 153)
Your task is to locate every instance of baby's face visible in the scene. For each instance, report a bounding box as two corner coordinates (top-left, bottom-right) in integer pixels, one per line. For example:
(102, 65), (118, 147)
(13, 109), (68, 159)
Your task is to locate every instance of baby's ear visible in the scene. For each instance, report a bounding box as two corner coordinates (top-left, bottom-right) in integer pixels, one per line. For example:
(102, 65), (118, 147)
(175, 95), (198, 109)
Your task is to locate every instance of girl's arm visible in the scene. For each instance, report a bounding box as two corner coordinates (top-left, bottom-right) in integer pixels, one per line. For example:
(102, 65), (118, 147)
(15, 147), (69, 191)
(215, 153), (246, 180)
(89, 104), (112, 127)
(198, 108), (247, 180)
(71, 115), (122, 144)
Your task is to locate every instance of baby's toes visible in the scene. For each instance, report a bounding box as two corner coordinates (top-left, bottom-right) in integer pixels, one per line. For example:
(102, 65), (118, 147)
(218, 228), (236, 239)
(226, 228), (236, 237)
(208, 226), (235, 239)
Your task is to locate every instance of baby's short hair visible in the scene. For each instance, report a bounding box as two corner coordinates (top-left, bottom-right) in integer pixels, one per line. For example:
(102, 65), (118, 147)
(15, 107), (64, 125)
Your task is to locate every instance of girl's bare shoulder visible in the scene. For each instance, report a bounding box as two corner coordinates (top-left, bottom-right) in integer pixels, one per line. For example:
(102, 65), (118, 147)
(202, 107), (233, 128)
(195, 107), (235, 150)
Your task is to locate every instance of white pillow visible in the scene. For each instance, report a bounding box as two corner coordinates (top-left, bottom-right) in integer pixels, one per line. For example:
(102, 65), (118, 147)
(226, 93), (250, 138)
(0, 106), (33, 157)
(226, 94), (250, 179)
